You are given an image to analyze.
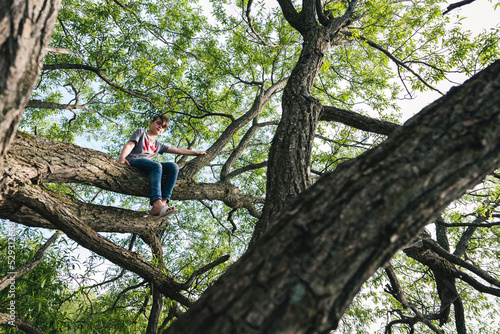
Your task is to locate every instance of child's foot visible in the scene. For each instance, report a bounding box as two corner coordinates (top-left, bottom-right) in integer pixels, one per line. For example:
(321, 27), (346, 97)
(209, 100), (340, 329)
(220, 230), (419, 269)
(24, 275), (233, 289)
(151, 199), (165, 216)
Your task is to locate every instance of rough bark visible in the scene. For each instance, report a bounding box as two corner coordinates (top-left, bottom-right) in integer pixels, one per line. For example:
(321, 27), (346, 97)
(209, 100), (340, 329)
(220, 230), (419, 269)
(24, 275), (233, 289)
(0, 0), (61, 168)
(0, 192), (171, 234)
(164, 60), (500, 334)
(253, 42), (324, 241)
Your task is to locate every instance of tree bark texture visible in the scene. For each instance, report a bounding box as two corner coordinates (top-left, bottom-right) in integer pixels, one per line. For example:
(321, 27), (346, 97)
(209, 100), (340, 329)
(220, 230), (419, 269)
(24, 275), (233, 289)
(0, 0), (61, 167)
(165, 61), (500, 334)
(320, 105), (399, 136)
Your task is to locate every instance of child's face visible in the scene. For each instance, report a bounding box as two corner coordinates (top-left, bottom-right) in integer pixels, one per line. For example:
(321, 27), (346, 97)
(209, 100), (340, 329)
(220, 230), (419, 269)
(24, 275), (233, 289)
(149, 118), (169, 135)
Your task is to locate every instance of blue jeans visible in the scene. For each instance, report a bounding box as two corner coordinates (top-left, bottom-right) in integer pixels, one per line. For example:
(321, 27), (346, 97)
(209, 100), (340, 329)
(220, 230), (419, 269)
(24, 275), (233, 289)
(129, 159), (179, 205)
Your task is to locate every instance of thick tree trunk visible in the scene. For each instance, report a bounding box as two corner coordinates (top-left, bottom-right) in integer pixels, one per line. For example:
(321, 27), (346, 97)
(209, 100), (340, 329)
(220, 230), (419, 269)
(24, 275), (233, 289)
(253, 28), (328, 242)
(253, 0), (359, 243)
(0, 0), (60, 168)
(165, 61), (500, 334)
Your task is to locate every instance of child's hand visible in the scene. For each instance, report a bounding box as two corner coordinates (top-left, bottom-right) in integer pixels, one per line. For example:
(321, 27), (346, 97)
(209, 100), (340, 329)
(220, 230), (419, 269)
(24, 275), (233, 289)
(119, 158), (130, 165)
(197, 151), (207, 155)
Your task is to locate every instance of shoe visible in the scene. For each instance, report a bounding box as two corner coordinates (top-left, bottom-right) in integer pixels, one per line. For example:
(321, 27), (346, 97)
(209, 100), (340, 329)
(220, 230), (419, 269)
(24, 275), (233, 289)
(155, 206), (178, 219)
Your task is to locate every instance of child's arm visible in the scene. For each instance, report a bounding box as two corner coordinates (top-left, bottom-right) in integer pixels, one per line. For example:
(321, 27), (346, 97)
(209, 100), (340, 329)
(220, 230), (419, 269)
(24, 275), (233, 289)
(118, 141), (136, 165)
(165, 147), (206, 156)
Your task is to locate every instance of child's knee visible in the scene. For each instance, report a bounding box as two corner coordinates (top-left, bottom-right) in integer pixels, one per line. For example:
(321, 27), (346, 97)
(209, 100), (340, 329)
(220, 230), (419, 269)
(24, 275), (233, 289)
(151, 161), (162, 171)
(166, 162), (179, 173)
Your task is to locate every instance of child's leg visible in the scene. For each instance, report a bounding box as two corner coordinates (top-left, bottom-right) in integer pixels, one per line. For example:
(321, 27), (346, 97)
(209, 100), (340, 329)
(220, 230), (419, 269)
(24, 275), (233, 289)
(129, 159), (164, 211)
(160, 162), (179, 202)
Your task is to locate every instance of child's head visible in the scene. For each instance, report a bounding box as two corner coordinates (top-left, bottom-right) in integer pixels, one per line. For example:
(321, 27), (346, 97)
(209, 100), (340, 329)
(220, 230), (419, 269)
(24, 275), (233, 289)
(150, 115), (169, 129)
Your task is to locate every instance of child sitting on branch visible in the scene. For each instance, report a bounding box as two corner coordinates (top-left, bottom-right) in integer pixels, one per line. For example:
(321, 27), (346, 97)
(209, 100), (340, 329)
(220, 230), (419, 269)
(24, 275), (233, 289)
(118, 115), (206, 218)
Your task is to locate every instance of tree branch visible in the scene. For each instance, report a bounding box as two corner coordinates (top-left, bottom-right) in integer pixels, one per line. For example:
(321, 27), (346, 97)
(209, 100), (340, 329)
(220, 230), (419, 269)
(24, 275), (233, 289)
(315, 0), (330, 27)
(320, 105), (399, 136)
(179, 255), (230, 290)
(0, 313), (44, 334)
(436, 219), (500, 227)
(45, 46), (73, 55)
(245, 0), (278, 48)
(383, 263), (444, 334)
(27, 99), (87, 110)
(0, 191), (170, 235)
(276, 0), (304, 34)
(220, 118), (274, 181)
(146, 283), (164, 334)
(223, 161), (268, 181)
(181, 78), (287, 179)
(325, 0), (358, 40)
(103, 280), (147, 314)
(422, 237), (500, 288)
(342, 31), (444, 95)
(14, 184), (193, 307)
(42, 63), (156, 106)
(443, 0), (477, 15)
(4, 132), (264, 216)
(456, 270), (500, 297)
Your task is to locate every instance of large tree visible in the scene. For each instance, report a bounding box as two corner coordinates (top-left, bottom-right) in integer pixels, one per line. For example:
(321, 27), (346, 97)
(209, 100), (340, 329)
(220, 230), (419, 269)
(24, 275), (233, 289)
(1, 0), (500, 333)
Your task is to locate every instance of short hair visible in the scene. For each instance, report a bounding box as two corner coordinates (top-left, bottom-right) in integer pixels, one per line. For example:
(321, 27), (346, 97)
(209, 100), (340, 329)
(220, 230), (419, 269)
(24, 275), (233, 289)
(151, 115), (169, 128)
